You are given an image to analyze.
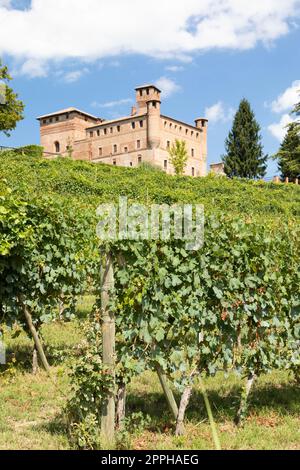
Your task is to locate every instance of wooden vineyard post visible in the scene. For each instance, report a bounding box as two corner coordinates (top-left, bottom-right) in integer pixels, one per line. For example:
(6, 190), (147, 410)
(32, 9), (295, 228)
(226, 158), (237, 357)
(156, 365), (179, 421)
(20, 299), (50, 374)
(100, 251), (116, 448)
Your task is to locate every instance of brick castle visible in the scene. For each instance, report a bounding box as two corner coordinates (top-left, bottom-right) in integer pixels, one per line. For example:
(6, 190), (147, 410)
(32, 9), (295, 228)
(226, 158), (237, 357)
(38, 84), (208, 176)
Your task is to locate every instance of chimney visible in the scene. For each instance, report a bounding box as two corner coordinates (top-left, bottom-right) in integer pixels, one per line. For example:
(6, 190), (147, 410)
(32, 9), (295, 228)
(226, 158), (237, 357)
(195, 118), (208, 129)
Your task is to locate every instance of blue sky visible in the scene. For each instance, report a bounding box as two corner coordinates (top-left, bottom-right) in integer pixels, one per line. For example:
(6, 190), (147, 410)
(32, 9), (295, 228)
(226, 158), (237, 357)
(0, 0), (300, 177)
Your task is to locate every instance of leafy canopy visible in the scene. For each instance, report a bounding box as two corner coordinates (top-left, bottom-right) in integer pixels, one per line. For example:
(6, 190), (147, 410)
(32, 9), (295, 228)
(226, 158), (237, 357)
(0, 59), (24, 137)
(1, 152), (300, 218)
(168, 139), (188, 176)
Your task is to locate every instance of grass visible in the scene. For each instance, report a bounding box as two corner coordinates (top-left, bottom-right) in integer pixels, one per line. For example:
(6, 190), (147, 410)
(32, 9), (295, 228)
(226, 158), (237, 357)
(0, 301), (299, 450)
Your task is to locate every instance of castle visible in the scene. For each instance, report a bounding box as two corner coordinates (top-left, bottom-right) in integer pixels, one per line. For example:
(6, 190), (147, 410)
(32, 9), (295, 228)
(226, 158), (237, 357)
(38, 85), (208, 177)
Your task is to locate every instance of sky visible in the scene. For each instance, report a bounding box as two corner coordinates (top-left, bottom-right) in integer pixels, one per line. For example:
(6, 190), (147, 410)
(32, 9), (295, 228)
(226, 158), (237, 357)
(0, 0), (300, 177)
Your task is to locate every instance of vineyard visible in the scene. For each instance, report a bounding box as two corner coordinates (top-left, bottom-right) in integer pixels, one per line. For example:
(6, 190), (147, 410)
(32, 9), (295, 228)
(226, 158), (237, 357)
(0, 151), (300, 450)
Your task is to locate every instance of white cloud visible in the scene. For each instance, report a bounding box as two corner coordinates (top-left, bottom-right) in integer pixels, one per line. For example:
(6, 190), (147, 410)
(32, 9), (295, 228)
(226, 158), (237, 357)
(165, 65), (184, 72)
(270, 80), (300, 113)
(268, 113), (296, 141)
(205, 102), (224, 123)
(205, 101), (235, 124)
(62, 68), (89, 83)
(18, 58), (48, 78)
(92, 98), (133, 109)
(155, 77), (181, 98)
(109, 60), (121, 68)
(0, 0), (299, 68)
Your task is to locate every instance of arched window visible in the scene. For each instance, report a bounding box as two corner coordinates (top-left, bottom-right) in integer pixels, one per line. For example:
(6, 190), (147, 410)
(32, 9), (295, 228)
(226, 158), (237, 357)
(54, 141), (60, 153)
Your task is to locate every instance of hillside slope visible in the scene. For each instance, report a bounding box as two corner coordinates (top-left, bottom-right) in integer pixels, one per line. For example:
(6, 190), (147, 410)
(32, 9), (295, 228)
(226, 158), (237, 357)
(1, 152), (300, 218)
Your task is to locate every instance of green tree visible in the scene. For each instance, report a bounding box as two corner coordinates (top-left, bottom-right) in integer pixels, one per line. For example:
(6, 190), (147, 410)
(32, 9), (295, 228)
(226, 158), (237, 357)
(0, 59), (24, 137)
(274, 122), (300, 179)
(293, 98), (300, 121)
(66, 137), (74, 158)
(274, 94), (300, 179)
(168, 139), (188, 176)
(222, 99), (267, 179)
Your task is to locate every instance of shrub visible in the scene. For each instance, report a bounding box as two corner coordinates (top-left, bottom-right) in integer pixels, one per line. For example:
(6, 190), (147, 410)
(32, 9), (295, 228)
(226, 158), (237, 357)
(17, 145), (44, 158)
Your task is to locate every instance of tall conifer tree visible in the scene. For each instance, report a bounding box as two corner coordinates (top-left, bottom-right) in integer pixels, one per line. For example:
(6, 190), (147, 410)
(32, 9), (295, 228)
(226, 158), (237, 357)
(274, 123), (300, 179)
(274, 95), (300, 179)
(223, 99), (267, 178)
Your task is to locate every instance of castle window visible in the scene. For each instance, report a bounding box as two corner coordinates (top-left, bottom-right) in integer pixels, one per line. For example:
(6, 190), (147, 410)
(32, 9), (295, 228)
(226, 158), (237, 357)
(113, 159), (117, 166)
(90, 131), (93, 138)
(179, 126), (182, 132)
(56, 116), (59, 122)
(185, 129), (188, 135)
(50, 118), (53, 123)
(104, 128), (107, 135)
(137, 140), (141, 149)
(139, 90), (143, 97)
(140, 120), (144, 128)
(167, 141), (170, 149)
(99, 147), (102, 157)
(138, 155), (142, 164)
(152, 101), (157, 108)
(110, 127), (113, 134)
(164, 160), (168, 169)
(175, 125), (177, 130)
(131, 122), (136, 129)
(191, 131), (194, 137)
(124, 146), (128, 153)
(97, 130), (100, 136)
(164, 121), (167, 127)
(117, 125), (121, 132)
(113, 144), (118, 154)
(192, 167), (195, 177)
(191, 148), (195, 157)
(196, 133), (199, 138)
(169, 123), (172, 129)
(130, 162), (133, 167)
(43, 119), (47, 124)
(54, 141), (60, 153)
(66, 113), (69, 119)
(146, 88), (150, 95)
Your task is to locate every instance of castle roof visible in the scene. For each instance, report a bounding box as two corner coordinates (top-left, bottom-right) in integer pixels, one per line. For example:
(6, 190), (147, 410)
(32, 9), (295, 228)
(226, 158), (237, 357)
(86, 113), (147, 130)
(37, 107), (100, 121)
(135, 84), (161, 93)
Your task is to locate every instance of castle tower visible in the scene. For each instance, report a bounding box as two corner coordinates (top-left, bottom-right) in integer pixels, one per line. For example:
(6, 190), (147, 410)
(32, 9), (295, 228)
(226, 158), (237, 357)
(195, 118), (208, 176)
(135, 85), (161, 114)
(147, 99), (161, 149)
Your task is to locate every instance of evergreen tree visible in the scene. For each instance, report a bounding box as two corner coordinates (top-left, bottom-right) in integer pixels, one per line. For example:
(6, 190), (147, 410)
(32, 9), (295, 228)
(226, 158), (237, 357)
(274, 94), (300, 179)
(274, 122), (300, 179)
(0, 59), (24, 137)
(222, 99), (267, 179)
